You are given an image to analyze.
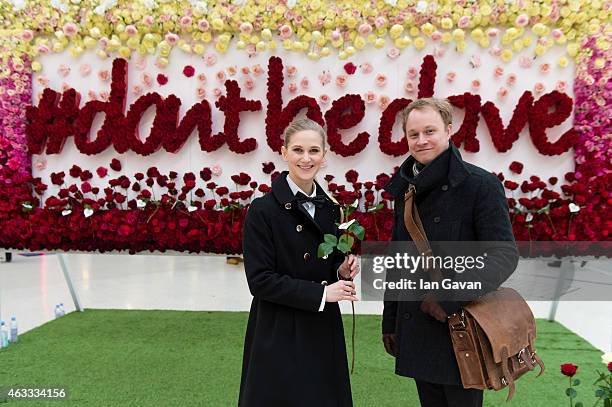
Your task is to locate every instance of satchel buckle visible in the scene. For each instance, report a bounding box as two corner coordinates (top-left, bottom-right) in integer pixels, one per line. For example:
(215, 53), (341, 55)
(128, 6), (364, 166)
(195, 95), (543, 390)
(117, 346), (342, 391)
(448, 310), (466, 330)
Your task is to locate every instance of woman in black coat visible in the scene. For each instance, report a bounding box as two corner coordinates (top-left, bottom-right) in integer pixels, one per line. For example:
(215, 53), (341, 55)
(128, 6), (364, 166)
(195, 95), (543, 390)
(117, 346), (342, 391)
(239, 119), (359, 407)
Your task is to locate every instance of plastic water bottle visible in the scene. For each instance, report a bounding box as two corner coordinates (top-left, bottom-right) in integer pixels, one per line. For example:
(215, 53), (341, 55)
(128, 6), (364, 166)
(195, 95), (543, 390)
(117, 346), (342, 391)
(0, 321), (8, 348)
(54, 305), (62, 319)
(59, 303), (65, 316)
(9, 317), (18, 343)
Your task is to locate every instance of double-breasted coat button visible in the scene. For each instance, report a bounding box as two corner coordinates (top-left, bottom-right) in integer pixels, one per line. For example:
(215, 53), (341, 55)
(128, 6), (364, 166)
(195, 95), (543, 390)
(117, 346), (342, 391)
(296, 224), (303, 232)
(441, 185), (448, 191)
(322, 255), (328, 259)
(321, 280), (328, 286)
(285, 203), (292, 210)
(434, 216), (441, 223)
(404, 312), (412, 320)
(303, 252), (310, 261)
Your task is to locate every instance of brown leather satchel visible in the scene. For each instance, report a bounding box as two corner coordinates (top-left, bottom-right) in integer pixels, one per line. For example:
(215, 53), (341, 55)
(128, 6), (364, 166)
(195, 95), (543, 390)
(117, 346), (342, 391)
(403, 185), (544, 401)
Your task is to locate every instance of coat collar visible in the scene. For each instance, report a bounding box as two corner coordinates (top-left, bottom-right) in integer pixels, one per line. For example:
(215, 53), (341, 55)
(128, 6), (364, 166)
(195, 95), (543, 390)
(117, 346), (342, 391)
(384, 142), (472, 197)
(271, 171), (338, 236)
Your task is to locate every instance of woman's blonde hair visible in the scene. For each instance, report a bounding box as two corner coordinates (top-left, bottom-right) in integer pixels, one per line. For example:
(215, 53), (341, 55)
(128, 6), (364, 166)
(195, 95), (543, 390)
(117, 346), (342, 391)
(283, 118), (326, 148)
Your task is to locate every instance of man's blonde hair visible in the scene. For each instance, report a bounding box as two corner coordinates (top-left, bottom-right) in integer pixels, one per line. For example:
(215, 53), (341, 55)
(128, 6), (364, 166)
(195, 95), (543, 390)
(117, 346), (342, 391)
(400, 98), (453, 133)
(283, 118), (326, 148)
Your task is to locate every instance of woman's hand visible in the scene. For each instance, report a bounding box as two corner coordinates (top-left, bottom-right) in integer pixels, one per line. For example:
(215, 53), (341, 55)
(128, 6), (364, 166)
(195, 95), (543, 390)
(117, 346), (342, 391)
(338, 254), (360, 280)
(326, 280), (358, 302)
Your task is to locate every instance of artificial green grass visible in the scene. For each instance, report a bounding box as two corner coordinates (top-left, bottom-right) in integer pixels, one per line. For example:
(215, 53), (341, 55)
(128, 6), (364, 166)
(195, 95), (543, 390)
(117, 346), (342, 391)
(0, 310), (604, 406)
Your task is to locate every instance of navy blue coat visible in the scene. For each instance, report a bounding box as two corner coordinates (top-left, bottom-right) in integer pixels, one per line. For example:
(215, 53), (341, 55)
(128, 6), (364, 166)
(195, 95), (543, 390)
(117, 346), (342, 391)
(239, 172), (352, 407)
(382, 143), (519, 385)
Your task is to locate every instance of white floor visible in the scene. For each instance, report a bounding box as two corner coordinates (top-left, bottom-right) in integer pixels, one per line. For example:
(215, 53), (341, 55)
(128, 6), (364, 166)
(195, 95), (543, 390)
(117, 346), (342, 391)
(0, 253), (610, 352)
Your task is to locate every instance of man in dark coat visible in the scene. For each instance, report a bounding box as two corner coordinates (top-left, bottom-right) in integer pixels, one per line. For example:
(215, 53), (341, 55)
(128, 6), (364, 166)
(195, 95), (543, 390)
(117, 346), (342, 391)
(239, 171), (353, 407)
(381, 98), (519, 407)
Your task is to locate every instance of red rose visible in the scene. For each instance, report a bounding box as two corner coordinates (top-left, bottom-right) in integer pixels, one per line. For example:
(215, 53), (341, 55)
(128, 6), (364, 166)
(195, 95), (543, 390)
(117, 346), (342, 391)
(608, 362), (612, 373)
(135, 172), (144, 181)
(548, 177), (558, 185)
(157, 74), (168, 85)
(183, 65), (195, 77)
(560, 363), (578, 377)
(204, 199), (216, 210)
(110, 158), (122, 171)
(324, 174), (334, 182)
(258, 184), (271, 193)
(504, 180), (519, 190)
(200, 168), (212, 181)
(81, 182), (92, 193)
(262, 162), (275, 174)
(249, 181), (258, 189)
(345, 169), (359, 183)
(509, 161), (524, 174)
(343, 62), (357, 75)
(216, 187), (229, 195)
(195, 188), (205, 198)
(69, 165), (82, 178)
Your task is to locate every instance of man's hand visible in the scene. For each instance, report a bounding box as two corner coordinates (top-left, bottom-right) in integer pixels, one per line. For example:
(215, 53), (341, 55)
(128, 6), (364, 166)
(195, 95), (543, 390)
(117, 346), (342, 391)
(420, 292), (448, 322)
(382, 333), (397, 357)
(338, 254), (360, 280)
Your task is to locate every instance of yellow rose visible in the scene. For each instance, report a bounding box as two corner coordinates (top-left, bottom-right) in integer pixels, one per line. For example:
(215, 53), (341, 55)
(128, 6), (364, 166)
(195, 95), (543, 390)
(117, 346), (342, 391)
(534, 44), (546, 56)
(215, 41), (228, 53)
(261, 28), (272, 40)
(201, 32), (212, 43)
(522, 36), (533, 46)
(480, 4), (492, 15)
(470, 28), (484, 41)
(452, 29), (465, 41)
(236, 40), (246, 49)
(354, 36), (366, 49)
(338, 50), (348, 60)
(374, 37), (385, 48)
(501, 48), (513, 62)
(594, 57), (605, 69)
(479, 37), (490, 48)
(441, 17), (453, 30)
(193, 43), (205, 55)
(89, 27), (101, 38)
(267, 40), (277, 50)
(409, 27), (419, 37)
(156, 57), (168, 68)
(566, 42), (579, 56)
(320, 46), (330, 56)
(256, 41), (266, 52)
(212, 18), (224, 31)
(118, 46), (131, 58)
(595, 38), (609, 51)
(442, 32), (452, 43)
(588, 23), (600, 35)
(390, 24), (404, 39)
(532, 23), (547, 36)
(421, 22), (434, 36)
(413, 36), (426, 50)
(31, 61), (42, 72)
(456, 41), (467, 53)
(310, 0), (321, 10)
(345, 46), (356, 56)
(512, 39), (523, 52)
(367, 34), (377, 44)
(506, 27), (518, 39)
(84, 36), (97, 48)
(316, 37), (327, 47)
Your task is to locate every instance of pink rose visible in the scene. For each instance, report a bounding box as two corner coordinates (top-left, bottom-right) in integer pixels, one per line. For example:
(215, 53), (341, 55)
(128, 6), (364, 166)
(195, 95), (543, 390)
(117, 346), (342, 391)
(431, 31), (442, 41)
(211, 164), (222, 176)
(244, 77), (255, 90)
(62, 83), (70, 92)
(407, 67), (418, 78)
(98, 70), (110, 81)
(132, 85), (142, 96)
(319, 94), (330, 105)
(446, 72), (456, 82)
(331, 30), (341, 41)
(142, 73), (153, 87)
(87, 90), (97, 100)
(58, 64), (71, 77)
(335, 74), (347, 87)
(279, 24), (293, 39)
(551, 29), (563, 40)
(227, 66), (237, 76)
(360, 63), (373, 74)
(469, 55), (481, 68)
(197, 73), (207, 82)
(458, 16), (470, 28)
(364, 91), (377, 104)
(288, 83), (298, 93)
(539, 63), (550, 74)
(165, 32), (179, 45)
(241, 66), (250, 75)
(375, 73), (387, 87)
(21, 30), (34, 41)
(216, 70), (226, 82)
(497, 87), (508, 100)
(38, 44), (50, 54)
(34, 158), (47, 171)
(135, 57), (147, 70)
(494, 66), (504, 78)
(36, 76), (49, 87)
(144, 15), (155, 26)
(506, 73), (517, 86)
(487, 28), (499, 38)
(160, 14), (171, 22)
(515, 14), (529, 27)
(196, 87), (206, 98)
(300, 77), (309, 90)
(387, 47), (400, 59)
(378, 95), (390, 110)
(180, 16), (192, 27)
(252, 64), (264, 76)
(404, 80), (415, 93)
(79, 64), (92, 77)
(125, 25), (138, 36)
(198, 19), (210, 31)
(490, 46), (502, 57)
(555, 80), (567, 92)
(519, 56), (533, 69)
(63, 22), (78, 37)
(318, 71), (331, 86)
(213, 88), (222, 97)
(534, 82), (545, 94)
(286, 65), (297, 77)
(204, 53), (217, 66)
(99, 91), (110, 102)
(374, 16), (386, 28)
(471, 79), (481, 89)
(358, 23), (373, 36)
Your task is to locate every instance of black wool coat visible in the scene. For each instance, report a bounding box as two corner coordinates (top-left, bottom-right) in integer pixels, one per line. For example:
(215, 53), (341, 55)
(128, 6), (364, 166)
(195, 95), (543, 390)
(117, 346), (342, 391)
(239, 171), (352, 407)
(382, 143), (519, 385)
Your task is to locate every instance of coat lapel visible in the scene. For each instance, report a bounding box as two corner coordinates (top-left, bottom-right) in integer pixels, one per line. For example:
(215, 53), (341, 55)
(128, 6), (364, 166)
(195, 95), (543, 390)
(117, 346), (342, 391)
(271, 172), (338, 236)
